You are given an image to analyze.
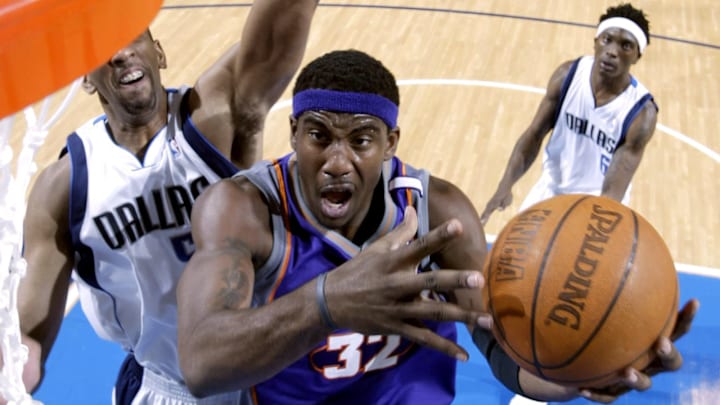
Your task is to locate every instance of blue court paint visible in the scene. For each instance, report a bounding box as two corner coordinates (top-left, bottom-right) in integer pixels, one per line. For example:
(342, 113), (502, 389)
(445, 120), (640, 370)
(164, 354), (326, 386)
(34, 304), (124, 404)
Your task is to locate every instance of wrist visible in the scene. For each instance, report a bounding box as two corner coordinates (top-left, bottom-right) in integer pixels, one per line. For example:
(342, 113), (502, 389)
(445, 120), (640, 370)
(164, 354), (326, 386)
(315, 272), (338, 330)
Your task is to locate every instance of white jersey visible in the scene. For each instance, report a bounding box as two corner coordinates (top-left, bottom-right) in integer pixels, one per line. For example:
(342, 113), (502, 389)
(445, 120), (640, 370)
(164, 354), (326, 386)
(67, 87), (237, 383)
(521, 56), (655, 209)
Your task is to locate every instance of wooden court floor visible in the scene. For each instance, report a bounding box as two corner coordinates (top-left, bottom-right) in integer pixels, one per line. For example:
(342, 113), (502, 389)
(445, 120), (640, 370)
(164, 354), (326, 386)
(7, 0), (719, 272)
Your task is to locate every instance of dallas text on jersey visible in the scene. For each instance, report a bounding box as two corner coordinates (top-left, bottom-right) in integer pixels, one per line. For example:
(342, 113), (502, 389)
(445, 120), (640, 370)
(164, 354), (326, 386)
(564, 112), (618, 153)
(92, 176), (210, 249)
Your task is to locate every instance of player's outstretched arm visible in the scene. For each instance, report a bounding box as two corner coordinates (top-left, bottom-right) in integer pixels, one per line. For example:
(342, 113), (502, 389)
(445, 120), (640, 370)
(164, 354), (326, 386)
(189, 0), (320, 168)
(177, 178), (485, 397)
(480, 60), (573, 225)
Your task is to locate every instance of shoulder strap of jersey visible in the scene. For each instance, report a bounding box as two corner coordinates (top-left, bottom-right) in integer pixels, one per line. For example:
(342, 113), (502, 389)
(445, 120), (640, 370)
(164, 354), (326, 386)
(552, 57), (582, 125)
(615, 93), (656, 152)
(65, 132), (103, 289)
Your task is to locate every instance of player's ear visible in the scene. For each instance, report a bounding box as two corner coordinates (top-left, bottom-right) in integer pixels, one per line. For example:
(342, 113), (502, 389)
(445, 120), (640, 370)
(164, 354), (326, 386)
(290, 115), (298, 151)
(384, 127), (400, 161)
(81, 75), (97, 95)
(155, 39), (167, 69)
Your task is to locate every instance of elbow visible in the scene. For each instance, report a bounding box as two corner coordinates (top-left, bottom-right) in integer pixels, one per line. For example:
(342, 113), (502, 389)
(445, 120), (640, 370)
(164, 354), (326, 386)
(177, 315), (262, 395)
(178, 333), (217, 397)
(177, 312), (227, 396)
(181, 362), (257, 398)
(185, 380), (213, 399)
(179, 343), (256, 397)
(180, 354), (222, 398)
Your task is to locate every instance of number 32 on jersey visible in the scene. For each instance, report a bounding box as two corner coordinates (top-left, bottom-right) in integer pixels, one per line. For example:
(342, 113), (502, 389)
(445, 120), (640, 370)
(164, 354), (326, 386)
(310, 333), (412, 379)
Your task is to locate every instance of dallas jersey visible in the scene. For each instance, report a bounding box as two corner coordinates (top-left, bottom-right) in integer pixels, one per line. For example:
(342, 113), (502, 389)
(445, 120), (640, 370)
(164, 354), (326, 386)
(66, 87), (237, 383)
(239, 153), (457, 405)
(521, 56), (656, 209)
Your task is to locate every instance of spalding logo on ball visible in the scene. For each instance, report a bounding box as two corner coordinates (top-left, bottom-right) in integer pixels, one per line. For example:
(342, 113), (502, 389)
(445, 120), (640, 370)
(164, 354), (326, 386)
(483, 194), (679, 388)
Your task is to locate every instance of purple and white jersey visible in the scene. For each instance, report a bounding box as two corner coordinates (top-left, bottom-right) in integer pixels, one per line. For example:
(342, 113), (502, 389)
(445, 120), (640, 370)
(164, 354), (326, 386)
(239, 153), (457, 405)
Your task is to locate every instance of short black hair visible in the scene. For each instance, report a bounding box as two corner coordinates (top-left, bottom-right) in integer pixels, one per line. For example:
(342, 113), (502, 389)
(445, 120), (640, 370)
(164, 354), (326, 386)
(293, 49), (400, 106)
(600, 3), (651, 45)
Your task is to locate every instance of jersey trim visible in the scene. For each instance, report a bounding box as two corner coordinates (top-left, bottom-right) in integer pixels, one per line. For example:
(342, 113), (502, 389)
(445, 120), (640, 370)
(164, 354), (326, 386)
(616, 93), (655, 151)
(553, 57), (581, 126)
(179, 91), (238, 178)
(67, 132), (102, 290)
(268, 160), (293, 303)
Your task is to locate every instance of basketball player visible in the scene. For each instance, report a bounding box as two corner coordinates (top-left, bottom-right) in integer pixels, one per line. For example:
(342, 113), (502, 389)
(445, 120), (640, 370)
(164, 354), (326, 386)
(176, 49), (696, 404)
(481, 3), (658, 224)
(14, 1), (319, 403)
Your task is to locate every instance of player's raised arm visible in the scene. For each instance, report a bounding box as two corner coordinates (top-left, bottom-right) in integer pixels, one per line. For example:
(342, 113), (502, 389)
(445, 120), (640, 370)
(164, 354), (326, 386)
(189, 0), (320, 168)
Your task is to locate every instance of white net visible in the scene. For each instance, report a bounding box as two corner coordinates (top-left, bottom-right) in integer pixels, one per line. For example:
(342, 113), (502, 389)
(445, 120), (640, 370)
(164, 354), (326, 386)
(0, 79), (81, 404)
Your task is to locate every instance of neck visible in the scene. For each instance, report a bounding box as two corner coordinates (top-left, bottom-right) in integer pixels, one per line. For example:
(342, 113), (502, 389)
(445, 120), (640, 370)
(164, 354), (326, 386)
(350, 180), (385, 245)
(103, 91), (168, 159)
(591, 68), (631, 95)
(590, 70), (631, 109)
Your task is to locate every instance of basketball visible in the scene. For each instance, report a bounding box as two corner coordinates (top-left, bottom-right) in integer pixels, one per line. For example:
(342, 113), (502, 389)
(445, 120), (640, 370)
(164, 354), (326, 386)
(483, 194), (679, 388)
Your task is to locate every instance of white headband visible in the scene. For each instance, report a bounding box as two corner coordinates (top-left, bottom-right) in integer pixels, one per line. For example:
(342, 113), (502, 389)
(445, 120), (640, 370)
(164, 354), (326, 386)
(595, 17), (647, 54)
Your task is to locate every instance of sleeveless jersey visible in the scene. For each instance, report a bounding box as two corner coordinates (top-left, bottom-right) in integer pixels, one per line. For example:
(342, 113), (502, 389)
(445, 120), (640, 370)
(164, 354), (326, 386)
(522, 56), (655, 208)
(238, 153), (457, 405)
(67, 87), (237, 382)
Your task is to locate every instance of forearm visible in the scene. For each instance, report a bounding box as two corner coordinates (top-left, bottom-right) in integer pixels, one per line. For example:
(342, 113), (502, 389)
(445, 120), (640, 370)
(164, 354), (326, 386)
(493, 66), (566, 195)
(601, 150), (641, 201)
(18, 238), (73, 394)
(179, 278), (330, 396)
(471, 327), (578, 402)
(240, 0), (319, 101)
(497, 134), (542, 190)
(600, 182), (629, 202)
(518, 369), (579, 402)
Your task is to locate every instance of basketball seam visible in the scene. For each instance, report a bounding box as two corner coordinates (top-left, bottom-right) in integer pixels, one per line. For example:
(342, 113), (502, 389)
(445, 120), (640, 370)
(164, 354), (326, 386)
(529, 195), (590, 379)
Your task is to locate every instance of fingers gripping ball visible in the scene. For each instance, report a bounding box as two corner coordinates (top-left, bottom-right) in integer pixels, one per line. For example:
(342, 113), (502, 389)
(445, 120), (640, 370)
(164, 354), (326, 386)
(483, 194), (679, 388)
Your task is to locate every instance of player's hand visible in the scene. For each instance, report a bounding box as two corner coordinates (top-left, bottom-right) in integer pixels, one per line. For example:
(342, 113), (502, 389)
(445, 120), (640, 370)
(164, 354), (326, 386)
(0, 335), (42, 405)
(578, 299), (700, 403)
(480, 189), (513, 225)
(323, 206), (485, 361)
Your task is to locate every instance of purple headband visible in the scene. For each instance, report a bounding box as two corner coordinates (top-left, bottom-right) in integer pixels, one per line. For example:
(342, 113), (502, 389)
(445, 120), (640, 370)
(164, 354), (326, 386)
(292, 89), (398, 129)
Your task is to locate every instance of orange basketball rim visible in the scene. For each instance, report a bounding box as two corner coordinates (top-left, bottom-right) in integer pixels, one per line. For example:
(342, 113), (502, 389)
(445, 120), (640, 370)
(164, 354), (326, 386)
(0, 0), (163, 119)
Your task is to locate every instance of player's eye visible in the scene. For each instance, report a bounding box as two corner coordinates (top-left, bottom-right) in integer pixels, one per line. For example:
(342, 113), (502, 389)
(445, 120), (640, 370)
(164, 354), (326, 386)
(308, 130), (328, 143)
(352, 137), (372, 147)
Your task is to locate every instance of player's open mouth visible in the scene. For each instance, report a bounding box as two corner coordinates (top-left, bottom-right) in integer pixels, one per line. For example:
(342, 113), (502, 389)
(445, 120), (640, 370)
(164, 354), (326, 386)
(119, 70), (145, 85)
(320, 188), (352, 219)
